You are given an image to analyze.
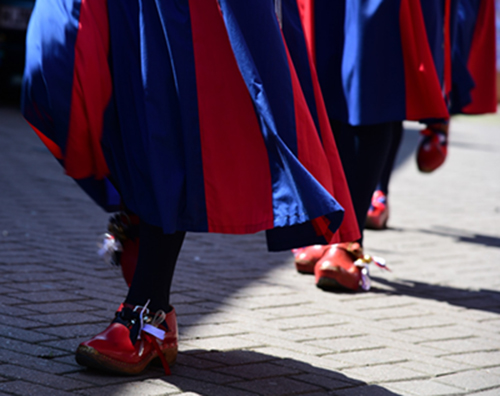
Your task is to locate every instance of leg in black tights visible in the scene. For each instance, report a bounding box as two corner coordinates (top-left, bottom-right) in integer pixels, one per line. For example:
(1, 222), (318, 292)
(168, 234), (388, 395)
(125, 220), (185, 313)
(331, 121), (399, 245)
(375, 122), (403, 195)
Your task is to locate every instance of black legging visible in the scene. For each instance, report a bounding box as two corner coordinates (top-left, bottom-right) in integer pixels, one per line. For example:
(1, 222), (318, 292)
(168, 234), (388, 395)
(331, 120), (401, 244)
(376, 122), (403, 195)
(125, 221), (185, 313)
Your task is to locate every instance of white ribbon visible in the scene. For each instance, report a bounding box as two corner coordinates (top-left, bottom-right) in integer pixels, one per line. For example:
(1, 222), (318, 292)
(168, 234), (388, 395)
(97, 233), (122, 266)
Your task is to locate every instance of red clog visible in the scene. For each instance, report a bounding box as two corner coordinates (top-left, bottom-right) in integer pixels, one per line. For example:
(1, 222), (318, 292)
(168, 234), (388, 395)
(76, 304), (178, 375)
(416, 122), (449, 173)
(314, 243), (364, 291)
(293, 244), (330, 274)
(366, 190), (389, 230)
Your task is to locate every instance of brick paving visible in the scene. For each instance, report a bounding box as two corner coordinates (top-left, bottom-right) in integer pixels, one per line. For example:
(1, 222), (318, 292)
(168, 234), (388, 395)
(0, 105), (499, 395)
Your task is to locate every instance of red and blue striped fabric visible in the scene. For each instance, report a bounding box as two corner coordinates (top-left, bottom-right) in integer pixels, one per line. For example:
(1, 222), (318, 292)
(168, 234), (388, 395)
(297, 0), (449, 126)
(22, 0), (360, 251)
(279, 0), (359, 245)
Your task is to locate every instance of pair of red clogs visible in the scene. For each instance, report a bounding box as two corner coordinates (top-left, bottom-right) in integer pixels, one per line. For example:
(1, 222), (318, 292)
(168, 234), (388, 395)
(293, 242), (385, 292)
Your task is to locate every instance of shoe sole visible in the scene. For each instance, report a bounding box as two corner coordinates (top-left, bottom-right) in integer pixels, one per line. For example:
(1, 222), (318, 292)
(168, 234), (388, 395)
(75, 344), (177, 376)
(295, 261), (315, 274)
(365, 211), (389, 230)
(316, 276), (358, 292)
(365, 218), (388, 230)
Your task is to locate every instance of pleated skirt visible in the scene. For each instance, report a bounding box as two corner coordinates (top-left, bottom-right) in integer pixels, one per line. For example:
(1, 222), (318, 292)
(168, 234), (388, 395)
(22, 0), (360, 251)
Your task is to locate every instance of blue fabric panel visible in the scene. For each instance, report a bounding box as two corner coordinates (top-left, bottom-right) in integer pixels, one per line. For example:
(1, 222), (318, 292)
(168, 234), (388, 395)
(342, 0), (406, 125)
(104, 0), (154, 223)
(104, 0), (208, 232)
(21, 0), (80, 153)
(74, 177), (121, 213)
(314, 0), (348, 123)
(265, 210), (344, 252)
(314, 0), (406, 125)
(450, 0), (482, 113)
(153, 0), (208, 231)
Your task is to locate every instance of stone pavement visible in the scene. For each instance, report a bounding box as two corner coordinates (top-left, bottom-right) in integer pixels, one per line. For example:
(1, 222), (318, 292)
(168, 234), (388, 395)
(0, 105), (500, 396)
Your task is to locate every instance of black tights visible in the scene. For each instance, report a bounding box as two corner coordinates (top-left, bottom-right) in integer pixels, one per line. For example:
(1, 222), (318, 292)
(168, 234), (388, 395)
(125, 221), (185, 313)
(376, 122), (403, 195)
(331, 121), (401, 245)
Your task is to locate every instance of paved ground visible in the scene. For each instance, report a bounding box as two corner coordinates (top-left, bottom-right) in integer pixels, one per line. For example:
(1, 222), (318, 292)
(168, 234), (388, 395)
(0, 105), (499, 396)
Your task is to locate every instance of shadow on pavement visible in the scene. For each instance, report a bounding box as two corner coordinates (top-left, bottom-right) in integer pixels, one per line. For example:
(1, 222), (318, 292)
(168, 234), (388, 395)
(366, 225), (500, 313)
(449, 139), (500, 153)
(371, 276), (500, 315)
(420, 226), (500, 249)
(77, 349), (403, 396)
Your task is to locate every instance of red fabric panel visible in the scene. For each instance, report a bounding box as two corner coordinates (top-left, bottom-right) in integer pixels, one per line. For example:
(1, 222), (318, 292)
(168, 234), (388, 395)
(189, 0), (274, 234)
(305, 52), (360, 244)
(399, 0), (449, 121)
(311, 216), (334, 242)
(65, 0), (111, 180)
(463, 0), (497, 114)
(283, 41), (334, 196)
(294, 4), (360, 243)
(296, 0), (316, 63)
(29, 122), (63, 160)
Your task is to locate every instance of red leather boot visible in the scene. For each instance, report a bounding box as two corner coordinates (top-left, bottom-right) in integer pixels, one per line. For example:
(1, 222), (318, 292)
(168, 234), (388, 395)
(76, 304), (178, 375)
(293, 244), (330, 274)
(416, 122), (449, 173)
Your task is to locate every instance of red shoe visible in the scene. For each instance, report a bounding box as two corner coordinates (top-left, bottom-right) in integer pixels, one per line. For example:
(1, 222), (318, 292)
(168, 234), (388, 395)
(314, 243), (364, 291)
(416, 122), (449, 173)
(99, 212), (140, 287)
(366, 190), (389, 230)
(76, 303), (178, 375)
(315, 243), (389, 292)
(293, 244), (330, 274)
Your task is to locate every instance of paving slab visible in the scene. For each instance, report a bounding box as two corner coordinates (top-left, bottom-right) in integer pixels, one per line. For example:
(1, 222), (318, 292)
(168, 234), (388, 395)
(1, 107), (500, 395)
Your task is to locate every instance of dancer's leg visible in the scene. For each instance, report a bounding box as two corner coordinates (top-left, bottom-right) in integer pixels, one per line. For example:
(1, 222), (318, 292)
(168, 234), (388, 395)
(376, 122), (403, 195)
(365, 122), (403, 229)
(312, 121), (397, 291)
(76, 220), (185, 375)
(333, 121), (396, 243)
(125, 220), (185, 312)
